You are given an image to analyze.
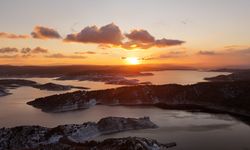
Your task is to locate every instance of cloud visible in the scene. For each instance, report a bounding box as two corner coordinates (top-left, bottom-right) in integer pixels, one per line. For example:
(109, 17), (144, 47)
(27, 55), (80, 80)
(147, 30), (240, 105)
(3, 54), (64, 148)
(32, 47), (49, 53)
(20, 48), (31, 54)
(120, 39), (185, 50)
(0, 32), (29, 39)
(197, 51), (216, 55)
(0, 47), (19, 59)
(155, 38), (185, 47)
(64, 23), (185, 50)
(121, 41), (153, 50)
(0, 55), (19, 58)
(19, 47), (48, 58)
(1, 23), (185, 51)
(234, 48), (250, 55)
(65, 23), (123, 45)
(20, 47), (48, 54)
(75, 51), (96, 54)
(46, 53), (87, 59)
(223, 45), (248, 50)
(197, 48), (250, 56)
(31, 26), (61, 39)
(0, 47), (19, 53)
(121, 27), (185, 49)
(122, 30), (184, 50)
(0, 47), (49, 59)
(143, 51), (186, 60)
(125, 29), (155, 43)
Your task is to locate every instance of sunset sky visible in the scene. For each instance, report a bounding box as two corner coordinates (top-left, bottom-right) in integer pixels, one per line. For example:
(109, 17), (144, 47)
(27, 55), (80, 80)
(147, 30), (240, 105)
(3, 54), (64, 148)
(0, 0), (250, 68)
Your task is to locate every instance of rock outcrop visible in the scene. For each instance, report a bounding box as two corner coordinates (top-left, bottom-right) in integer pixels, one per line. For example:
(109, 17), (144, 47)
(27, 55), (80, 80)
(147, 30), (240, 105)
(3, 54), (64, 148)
(0, 88), (9, 97)
(0, 117), (157, 150)
(30, 137), (176, 150)
(28, 91), (96, 112)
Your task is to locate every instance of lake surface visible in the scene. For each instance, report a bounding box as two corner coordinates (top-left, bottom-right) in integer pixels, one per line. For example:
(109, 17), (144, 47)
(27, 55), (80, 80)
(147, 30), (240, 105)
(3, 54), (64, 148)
(128, 70), (230, 85)
(21, 70), (230, 90)
(1, 70), (249, 150)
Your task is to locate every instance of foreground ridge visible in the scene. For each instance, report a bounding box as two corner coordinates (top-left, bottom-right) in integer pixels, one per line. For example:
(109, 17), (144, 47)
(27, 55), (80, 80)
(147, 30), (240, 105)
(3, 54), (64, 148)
(30, 137), (176, 150)
(0, 117), (157, 150)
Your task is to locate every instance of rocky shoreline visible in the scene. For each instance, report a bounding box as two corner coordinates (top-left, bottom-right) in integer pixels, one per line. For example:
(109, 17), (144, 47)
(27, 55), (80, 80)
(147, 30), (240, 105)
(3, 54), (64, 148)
(29, 137), (176, 150)
(205, 69), (250, 82)
(0, 79), (88, 96)
(0, 117), (160, 150)
(27, 80), (250, 118)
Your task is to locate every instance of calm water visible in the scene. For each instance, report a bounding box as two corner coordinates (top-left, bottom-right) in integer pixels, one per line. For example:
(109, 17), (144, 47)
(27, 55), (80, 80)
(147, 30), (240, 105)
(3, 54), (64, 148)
(1, 70), (249, 150)
(22, 70), (230, 90)
(128, 70), (230, 85)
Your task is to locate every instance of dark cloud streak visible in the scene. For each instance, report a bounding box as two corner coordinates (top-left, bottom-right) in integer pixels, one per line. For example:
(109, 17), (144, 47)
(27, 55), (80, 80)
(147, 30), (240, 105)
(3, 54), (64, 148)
(197, 51), (216, 55)
(46, 53), (87, 59)
(74, 51), (96, 55)
(31, 26), (61, 39)
(0, 32), (29, 39)
(0, 47), (19, 53)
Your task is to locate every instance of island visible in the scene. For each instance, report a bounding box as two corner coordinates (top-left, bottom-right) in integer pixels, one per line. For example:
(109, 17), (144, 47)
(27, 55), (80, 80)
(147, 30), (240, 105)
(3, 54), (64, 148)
(0, 79), (88, 96)
(31, 137), (176, 150)
(56, 74), (153, 86)
(0, 117), (174, 150)
(27, 71), (250, 117)
(205, 69), (250, 82)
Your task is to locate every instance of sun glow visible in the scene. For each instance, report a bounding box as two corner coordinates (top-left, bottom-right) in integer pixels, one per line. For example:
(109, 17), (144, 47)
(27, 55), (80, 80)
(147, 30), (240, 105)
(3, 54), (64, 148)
(126, 57), (140, 65)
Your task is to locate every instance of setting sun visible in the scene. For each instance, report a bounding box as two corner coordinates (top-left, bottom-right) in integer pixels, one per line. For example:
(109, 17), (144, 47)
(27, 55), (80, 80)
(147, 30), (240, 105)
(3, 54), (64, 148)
(126, 57), (140, 65)
(1, 1), (250, 149)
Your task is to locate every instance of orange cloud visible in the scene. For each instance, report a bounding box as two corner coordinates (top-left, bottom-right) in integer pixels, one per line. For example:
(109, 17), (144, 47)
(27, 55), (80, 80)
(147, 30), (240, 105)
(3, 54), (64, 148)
(31, 26), (61, 39)
(0, 24), (185, 50)
(142, 51), (187, 60)
(0, 55), (19, 58)
(121, 41), (153, 50)
(0, 47), (49, 60)
(64, 23), (185, 50)
(32, 47), (49, 53)
(155, 38), (185, 47)
(65, 23), (123, 45)
(0, 47), (19, 53)
(197, 51), (216, 55)
(121, 37), (185, 50)
(20, 47), (48, 54)
(122, 28), (185, 49)
(75, 51), (96, 55)
(46, 53), (87, 59)
(125, 29), (155, 43)
(0, 32), (29, 39)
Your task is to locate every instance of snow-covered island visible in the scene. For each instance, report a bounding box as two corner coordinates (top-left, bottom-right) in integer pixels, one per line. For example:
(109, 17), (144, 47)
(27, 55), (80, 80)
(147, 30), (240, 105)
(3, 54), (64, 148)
(32, 137), (176, 150)
(28, 80), (250, 117)
(0, 117), (166, 150)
